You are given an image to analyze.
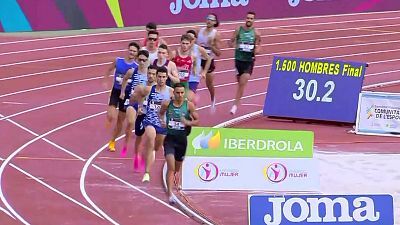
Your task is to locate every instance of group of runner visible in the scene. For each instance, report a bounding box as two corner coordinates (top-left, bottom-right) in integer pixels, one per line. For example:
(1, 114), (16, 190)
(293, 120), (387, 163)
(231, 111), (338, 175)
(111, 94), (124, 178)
(103, 12), (261, 204)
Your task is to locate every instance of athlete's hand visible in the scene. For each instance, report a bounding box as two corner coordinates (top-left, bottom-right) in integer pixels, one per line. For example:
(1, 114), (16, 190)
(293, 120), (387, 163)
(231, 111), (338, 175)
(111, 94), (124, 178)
(160, 119), (166, 128)
(181, 117), (190, 126)
(200, 71), (206, 80)
(119, 92), (125, 100)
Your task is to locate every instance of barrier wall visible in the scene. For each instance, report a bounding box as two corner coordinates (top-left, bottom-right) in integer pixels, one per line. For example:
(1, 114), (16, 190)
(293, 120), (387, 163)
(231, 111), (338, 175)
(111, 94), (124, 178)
(1, 0), (400, 32)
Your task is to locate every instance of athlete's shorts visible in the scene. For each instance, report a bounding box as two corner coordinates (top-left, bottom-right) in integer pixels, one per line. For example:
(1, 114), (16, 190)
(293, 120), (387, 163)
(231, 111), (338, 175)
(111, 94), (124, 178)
(109, 87), (123, 108)
(142, 120), (167, 135)
(163, 134), (188, 162)
(188, 82), (199, 93)
(135, 114), (146, 136)
(201, 58), (215, 73)
(235, 59), (255, 76)
(119, 91), (131, 113)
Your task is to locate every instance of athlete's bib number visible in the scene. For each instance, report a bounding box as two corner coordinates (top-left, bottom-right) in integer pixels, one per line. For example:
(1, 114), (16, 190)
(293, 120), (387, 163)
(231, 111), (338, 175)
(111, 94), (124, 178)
(124, 99), (129, 106)
(239, 43), (254, 52)
(149, 102), (161, 111)
(168, 118), (185, 130)
(178, 70), (189, 80)
(115, 75), (123, 84)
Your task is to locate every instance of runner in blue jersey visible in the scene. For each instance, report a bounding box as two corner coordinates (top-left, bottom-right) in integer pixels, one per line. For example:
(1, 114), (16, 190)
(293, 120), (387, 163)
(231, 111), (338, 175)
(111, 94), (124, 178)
(104, 42), (139, 152)
(131, 65), (157, 171)
(186, 30), (211, 105)
(133, 66), (173, 182)
(119, 50), (150, 158)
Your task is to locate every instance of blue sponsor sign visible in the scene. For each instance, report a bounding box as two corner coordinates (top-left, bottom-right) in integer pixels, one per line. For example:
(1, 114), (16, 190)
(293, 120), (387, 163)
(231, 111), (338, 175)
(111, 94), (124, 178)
(263, 56), (366, 123)
(248, 194), (394, 225)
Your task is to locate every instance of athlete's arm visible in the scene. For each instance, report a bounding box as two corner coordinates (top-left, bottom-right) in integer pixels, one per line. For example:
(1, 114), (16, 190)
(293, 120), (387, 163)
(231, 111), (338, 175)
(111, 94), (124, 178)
(168, 61), (180, 84)
(158, 100), (170, 127)
(120, 68), (134, 99)
(103, 60), (116, 89)
(228, 28), (239, 48)
(183, 101), (199, 126)
(254, 29), (262, 55)
(198, 46), (212, 78)
(210, 31), (222, 57)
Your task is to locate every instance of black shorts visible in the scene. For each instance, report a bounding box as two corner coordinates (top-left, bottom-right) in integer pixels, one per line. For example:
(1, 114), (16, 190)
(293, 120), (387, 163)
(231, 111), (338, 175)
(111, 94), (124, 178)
(135, 114), (146, 136)
(109, 88), (127, 112)
(163, 134), (188, 162)
(201, 58), (215, 73)
(235, 59), (254, 76)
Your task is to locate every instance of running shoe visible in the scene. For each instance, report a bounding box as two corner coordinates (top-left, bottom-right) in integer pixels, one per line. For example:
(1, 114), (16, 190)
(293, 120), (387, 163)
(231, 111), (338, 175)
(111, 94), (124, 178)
(121, 145), (127, 157)
(230, 104), (237, 115)
(142, 173), (150, 182)
(108, 141), (116, 152)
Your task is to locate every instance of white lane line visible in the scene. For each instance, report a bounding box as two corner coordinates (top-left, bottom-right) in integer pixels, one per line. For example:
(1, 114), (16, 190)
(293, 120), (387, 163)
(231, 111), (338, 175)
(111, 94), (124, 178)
(2, 102), (27, 105)
(9, 163), (103, 219)
(0, 77), (102, 98)
(0, 62), (110, 82)
(0, 90), (108, 121)
(84, 102), (107, 106)
(0, 112), (106, 223)
(2, 21), (400, 83)
(0, 10), (398, 46)
(1, 21), (399, 57)
(2, 23), (400, 69)
(2, 32), (400, 100)
(0, 159), (15, 220)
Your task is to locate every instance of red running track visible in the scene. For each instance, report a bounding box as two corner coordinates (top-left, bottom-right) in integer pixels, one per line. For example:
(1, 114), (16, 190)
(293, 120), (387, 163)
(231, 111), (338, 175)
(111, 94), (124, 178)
(0, 10), (400, 225)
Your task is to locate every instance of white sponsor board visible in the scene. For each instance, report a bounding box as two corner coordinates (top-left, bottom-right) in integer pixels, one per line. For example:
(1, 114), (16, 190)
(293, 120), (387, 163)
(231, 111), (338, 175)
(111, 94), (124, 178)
(356, 91), (400, 137)
(182, 157), (320, 191)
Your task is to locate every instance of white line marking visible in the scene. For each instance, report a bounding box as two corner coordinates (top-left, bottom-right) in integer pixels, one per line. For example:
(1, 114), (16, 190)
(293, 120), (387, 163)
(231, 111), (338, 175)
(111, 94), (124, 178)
(0, 10), (398, 46)
(0, 77), (102, 98)
(2, 102), (27, 105)
(0, 62), (110, 82)
(241, 103), (264, 107)
(84, 102), (107, 106)
(0, 112), (105, 223)
(0, 90), (108, 121)
(9, 164), (103, 219)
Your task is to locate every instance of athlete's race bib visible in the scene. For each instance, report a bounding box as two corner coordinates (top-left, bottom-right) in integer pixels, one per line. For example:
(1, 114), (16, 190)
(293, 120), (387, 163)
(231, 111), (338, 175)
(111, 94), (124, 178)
(124, 99), (129, 106)
(149, 102), (161, 111)
(239, 43), (254, 52)
(115, 76), (123, 84)
(178, 70), (190, 80)
(168, 118), (185, 130)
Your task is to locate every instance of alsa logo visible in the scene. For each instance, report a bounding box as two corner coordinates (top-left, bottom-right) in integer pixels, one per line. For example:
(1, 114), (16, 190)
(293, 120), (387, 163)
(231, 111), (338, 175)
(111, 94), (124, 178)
(170, 0), (249, 15)
(263, 196), (384, 225)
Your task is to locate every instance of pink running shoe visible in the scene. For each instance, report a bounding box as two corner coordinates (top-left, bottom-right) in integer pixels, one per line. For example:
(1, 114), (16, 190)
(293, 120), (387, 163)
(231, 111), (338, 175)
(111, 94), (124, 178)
(120, 145), (128, 157)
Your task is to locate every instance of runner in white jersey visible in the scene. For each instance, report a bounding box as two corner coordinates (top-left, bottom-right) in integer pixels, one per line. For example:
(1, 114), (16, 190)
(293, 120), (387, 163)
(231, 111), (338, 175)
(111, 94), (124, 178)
(120, 50), (150, 159)
(141, 30), (159, 64)
(186, 30), (212, 104)
(196, 13), (222, 113)
(133, 66), (173, 182)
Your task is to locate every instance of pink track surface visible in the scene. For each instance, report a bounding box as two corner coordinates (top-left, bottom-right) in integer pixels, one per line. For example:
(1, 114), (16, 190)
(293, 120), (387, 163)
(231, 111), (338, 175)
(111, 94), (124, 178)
(1, 10), (400, 225)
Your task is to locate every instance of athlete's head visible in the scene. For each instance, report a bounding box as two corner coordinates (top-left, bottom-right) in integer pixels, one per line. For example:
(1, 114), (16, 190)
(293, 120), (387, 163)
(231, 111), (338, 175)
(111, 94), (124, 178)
(157, 44), (168, 60)
(128, 42), (140, 59)
(206, 13), (219, 28)
(186, 30), (197, 45)
(180, 34), (193, 52)
(246, 11), (256, 28)
(146, 22), (157, 32)
(173, 83), (186, 101)
(156, 66), (168, 86)
(147, 64), (157, 83)
(137, 50), (149, 65)
(147, 30), (159, 49)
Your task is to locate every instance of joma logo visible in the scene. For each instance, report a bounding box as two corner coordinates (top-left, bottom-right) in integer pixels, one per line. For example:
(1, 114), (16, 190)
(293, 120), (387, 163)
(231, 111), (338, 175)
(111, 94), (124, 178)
(264, 197), (380, 225)
(170, 0), (249, 15)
